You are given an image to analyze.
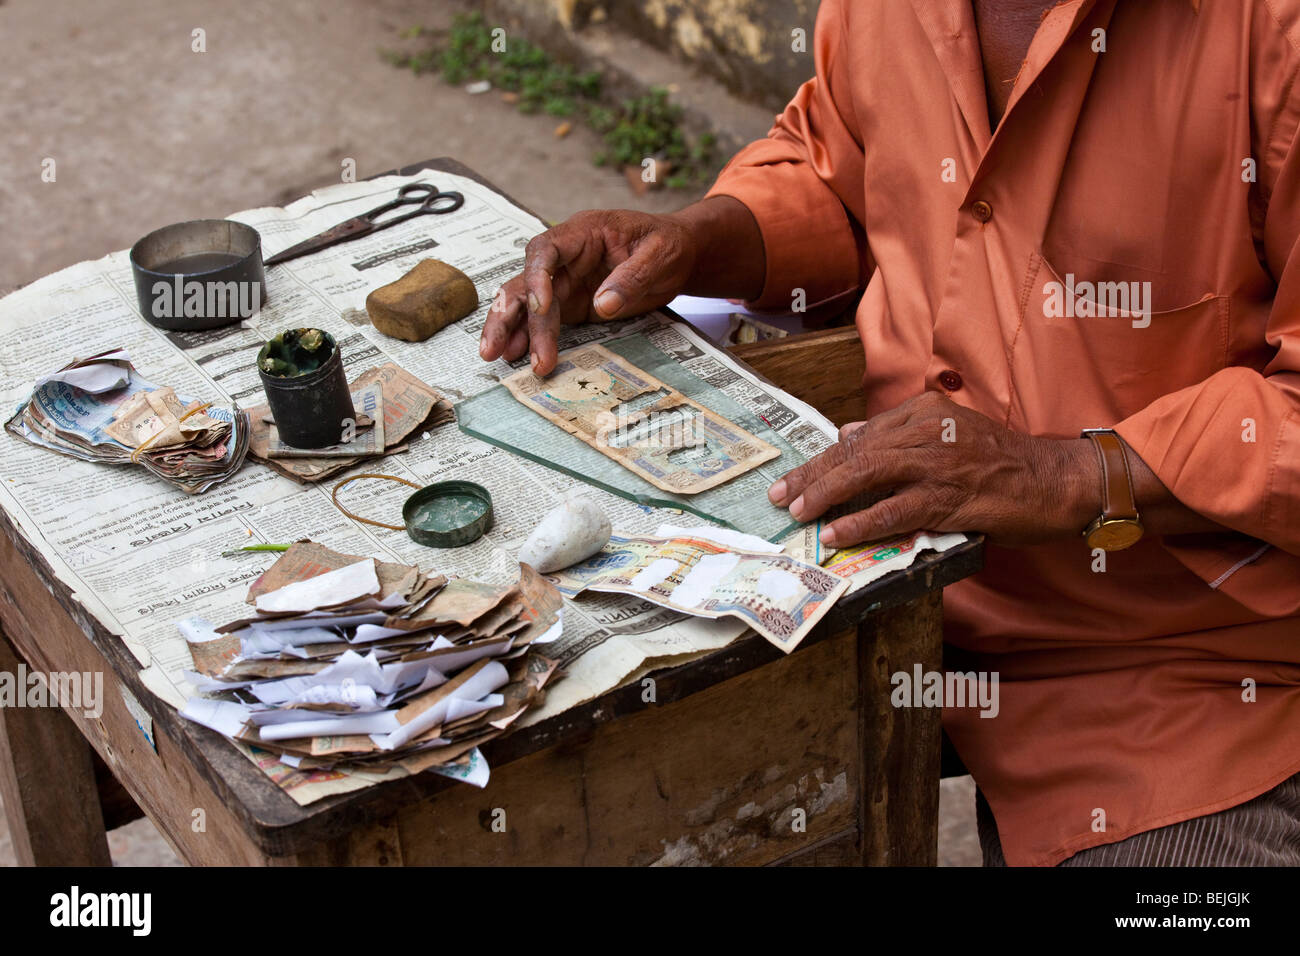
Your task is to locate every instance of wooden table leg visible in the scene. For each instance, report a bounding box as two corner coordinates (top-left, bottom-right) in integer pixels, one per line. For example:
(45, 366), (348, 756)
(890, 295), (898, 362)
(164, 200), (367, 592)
(0, 623), (112, 866)
(858, 590), (943, 865)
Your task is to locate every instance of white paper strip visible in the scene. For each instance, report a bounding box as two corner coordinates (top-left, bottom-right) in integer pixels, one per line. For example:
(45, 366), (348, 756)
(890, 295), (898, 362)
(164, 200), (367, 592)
(254, 559), (380, 613)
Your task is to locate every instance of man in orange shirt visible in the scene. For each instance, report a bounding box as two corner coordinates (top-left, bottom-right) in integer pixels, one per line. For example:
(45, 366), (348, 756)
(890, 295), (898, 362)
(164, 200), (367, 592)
(480, 0), (1300, 865)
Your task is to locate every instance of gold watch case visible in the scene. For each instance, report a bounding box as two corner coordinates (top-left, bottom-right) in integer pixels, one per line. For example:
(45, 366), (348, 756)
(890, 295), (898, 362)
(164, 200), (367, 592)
(1084, 515), (1144, 551)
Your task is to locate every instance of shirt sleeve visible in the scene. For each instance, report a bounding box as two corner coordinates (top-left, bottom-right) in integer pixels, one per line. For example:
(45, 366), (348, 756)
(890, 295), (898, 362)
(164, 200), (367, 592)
(1114, 90), (1300, 615)
(704, 0), (869, 312)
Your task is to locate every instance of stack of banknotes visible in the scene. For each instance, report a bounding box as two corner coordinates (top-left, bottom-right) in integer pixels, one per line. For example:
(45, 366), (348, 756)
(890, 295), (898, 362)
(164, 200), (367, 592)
(178, 542), (562, 786)
(245, 362), (454, 484)
(5, 348), (249, 495)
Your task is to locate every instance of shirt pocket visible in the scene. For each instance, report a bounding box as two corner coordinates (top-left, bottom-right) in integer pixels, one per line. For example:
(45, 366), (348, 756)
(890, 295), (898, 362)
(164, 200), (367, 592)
(1008, 252), (1230, 433)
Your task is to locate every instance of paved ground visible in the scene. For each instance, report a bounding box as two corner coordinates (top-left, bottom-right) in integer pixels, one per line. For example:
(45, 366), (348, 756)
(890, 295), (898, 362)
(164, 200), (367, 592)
(0, 0), (983, 867)
(0, 0), (694, 293)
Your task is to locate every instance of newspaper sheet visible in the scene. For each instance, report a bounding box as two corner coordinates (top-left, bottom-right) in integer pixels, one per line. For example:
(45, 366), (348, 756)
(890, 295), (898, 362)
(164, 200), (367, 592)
(0, 167), (964, 802)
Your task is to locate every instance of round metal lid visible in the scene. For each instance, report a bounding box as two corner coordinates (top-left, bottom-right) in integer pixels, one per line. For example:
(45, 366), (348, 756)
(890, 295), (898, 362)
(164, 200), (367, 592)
(402, 480), (494, 548)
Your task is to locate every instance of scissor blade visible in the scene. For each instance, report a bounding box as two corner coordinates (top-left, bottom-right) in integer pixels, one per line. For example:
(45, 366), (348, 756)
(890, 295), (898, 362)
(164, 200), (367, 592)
(263, 217), (374, 267)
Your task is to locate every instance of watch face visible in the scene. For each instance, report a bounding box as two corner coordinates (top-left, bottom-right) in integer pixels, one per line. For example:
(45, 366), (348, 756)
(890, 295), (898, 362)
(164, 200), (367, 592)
(1087, 519), (1144, 551)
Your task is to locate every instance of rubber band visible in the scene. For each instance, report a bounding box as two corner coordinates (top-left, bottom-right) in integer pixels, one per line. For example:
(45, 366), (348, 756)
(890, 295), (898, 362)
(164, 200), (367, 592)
(331, 473), (423, 530)
(130, 401), (213, 463)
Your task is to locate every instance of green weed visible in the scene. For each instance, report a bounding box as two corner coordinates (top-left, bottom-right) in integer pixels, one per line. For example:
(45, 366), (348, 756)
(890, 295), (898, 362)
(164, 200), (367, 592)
(380, 13), (717, 188)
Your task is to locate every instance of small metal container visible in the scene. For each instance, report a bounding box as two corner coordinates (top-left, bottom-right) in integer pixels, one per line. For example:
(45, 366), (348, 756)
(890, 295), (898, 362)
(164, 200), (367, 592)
(331, 475), (495, 548)
(130, 219), (266, 330)
(257, 329), (356, 449)
(402, 480), (495, 548)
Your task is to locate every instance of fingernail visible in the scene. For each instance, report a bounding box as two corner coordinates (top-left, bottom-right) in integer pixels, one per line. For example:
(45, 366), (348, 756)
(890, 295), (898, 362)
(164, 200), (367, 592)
(819, 526), (835, 545)
(594, 288), (624, 316)
(789, 494), (804, 518)
(479, 337), (489, 358)
(768, 479), (787, 504)
(530, 352), (540, 372)
(528, 292), (541, 314)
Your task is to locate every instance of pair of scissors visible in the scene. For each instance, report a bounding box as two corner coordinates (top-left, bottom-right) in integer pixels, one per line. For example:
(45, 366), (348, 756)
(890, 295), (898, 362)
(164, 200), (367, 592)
(263, 182), (465, 266)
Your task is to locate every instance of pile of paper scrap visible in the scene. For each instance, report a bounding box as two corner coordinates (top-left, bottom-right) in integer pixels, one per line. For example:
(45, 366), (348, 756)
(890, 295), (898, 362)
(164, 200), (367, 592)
(179, 542), (562, 787)
(4, 348), (249, 495)
(247, 362), (454, 483)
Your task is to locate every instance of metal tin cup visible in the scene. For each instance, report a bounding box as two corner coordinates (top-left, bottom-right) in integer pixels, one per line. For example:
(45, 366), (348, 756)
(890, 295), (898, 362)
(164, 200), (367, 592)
(130, 219), (266, 330)
(332, 475), (494, 548)
(257, 329), (356, 449)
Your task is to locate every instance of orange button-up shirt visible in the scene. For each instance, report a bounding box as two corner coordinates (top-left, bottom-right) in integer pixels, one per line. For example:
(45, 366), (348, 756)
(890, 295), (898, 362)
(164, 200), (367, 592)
(708, 0), (1300, 865)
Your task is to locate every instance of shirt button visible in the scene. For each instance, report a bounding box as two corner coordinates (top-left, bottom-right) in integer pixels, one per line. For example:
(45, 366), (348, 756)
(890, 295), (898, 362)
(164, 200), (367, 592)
(939, 369), (963, 391)
(971, 200), (993, 223)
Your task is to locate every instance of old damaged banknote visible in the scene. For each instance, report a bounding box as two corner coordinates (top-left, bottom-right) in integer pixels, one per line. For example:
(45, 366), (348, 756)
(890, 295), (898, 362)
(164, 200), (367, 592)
(502, 342), (779, 494)
(247, 362), (452, 482)
(547, 531), (850, 652)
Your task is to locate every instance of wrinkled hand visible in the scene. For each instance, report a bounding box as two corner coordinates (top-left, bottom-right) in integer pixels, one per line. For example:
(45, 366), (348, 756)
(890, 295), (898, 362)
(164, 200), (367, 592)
(478, 209), (698, 375)
(767, 391), (1099, 548)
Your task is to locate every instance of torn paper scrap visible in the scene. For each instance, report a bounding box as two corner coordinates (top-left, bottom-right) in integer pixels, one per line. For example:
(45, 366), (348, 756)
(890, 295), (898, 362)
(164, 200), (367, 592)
(255, 558), (380, 613)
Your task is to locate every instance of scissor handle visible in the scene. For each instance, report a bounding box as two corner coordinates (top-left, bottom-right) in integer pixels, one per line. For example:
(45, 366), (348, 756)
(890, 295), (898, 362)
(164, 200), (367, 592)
(399, 182), (464, 213)
(364, 183), (464, 231)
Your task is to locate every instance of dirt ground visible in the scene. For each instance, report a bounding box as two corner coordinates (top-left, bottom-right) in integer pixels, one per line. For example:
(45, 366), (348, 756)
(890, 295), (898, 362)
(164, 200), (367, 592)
(0, 0), (982, 867)
(0, 0), (694, 293)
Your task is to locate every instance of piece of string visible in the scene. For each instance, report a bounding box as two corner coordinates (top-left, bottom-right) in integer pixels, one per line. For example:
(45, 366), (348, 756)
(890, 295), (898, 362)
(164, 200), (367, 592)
(332, 473), (423, 530)
(130, 401), (213, 463)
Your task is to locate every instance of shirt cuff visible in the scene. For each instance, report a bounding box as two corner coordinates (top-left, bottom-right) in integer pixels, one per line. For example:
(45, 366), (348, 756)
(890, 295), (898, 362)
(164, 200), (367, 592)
(1113, 366), (1299, 550)
(705, 146), (863, 312)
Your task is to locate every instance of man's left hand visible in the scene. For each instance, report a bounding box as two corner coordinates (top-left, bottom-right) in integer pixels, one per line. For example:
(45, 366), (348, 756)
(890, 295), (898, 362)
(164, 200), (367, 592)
(767, 391), (1100, 548)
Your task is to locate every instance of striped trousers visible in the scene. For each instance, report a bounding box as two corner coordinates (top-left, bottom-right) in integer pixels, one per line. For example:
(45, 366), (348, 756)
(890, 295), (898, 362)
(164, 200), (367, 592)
(976, 772), (1300, 866)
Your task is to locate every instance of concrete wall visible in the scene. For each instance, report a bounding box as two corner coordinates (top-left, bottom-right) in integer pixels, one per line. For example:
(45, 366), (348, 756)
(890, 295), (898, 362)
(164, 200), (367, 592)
(481, 0), (820, 112)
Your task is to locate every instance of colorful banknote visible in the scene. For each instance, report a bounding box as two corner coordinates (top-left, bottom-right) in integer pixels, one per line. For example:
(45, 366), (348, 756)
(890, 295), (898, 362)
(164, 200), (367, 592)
(547, 531), (850, 652)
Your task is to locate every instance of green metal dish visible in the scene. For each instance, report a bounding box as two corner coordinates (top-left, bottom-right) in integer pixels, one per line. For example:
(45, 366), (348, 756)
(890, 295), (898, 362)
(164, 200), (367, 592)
(401, 480), (494, 548)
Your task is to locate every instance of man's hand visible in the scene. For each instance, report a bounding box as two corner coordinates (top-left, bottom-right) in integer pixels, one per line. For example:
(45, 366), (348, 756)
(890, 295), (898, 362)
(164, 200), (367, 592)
(479, 196), (766, 376)
(767, 391), (1101, 548)
(478, 210), (698, 376)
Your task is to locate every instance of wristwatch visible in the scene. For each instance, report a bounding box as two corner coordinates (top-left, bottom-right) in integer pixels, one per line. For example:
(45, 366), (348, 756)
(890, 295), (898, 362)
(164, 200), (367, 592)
(1080, 428), (1144, 551)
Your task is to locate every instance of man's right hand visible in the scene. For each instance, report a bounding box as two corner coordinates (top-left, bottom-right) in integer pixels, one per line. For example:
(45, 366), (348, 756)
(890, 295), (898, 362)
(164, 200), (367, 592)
(478, 196), (766, 375)
(478, 210), (698, 375)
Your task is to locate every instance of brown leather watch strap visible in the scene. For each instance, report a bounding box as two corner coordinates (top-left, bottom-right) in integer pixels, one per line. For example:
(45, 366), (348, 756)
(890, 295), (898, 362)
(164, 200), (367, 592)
(1085, 430), (1139, 521)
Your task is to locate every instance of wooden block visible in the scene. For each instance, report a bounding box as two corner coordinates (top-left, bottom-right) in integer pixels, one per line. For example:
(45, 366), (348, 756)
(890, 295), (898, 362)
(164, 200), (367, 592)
(0, 624), (112, 866)
(729, 326), (868, 428)
(858, 590), (944, 865)
(365, 258), (478, 342)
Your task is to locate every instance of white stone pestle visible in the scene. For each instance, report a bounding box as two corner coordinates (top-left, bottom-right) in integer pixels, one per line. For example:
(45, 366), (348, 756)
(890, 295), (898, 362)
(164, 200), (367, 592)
(518, 496), (612, 573)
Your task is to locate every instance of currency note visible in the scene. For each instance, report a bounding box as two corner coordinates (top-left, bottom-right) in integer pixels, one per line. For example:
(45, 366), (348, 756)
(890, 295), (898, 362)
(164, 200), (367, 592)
(502, 342), (779, 494)
(105, 386), (222, 450)
(547, 532), (850, 652)
(247, 362), (450, 481)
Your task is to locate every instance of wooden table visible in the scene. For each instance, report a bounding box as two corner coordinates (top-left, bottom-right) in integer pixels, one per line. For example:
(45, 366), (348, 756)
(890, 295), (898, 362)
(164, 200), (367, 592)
(0, 161), (984, 867)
